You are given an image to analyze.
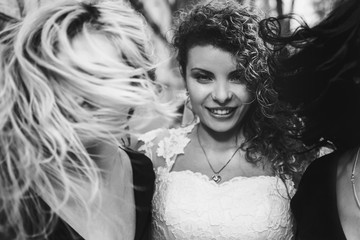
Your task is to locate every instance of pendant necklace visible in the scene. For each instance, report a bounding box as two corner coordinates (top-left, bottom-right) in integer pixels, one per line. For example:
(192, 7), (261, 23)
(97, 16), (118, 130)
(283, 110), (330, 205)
(350, 146), (360, 209)
(196, 127), (241, 184)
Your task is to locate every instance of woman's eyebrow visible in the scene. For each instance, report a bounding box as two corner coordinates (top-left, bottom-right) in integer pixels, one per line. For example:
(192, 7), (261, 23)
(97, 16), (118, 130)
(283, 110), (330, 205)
(228, 69), (242, 77)
(190, 68), (213, 75)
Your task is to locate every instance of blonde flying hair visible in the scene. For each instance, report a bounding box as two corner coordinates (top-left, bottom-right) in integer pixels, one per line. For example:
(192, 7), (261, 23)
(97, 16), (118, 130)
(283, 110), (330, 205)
(0, 0), (175, 239)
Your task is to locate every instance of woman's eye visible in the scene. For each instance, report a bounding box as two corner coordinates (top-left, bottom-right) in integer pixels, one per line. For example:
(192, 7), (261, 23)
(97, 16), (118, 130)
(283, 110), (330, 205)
(229, 74), (246, 84)
(194, 74), (212, 83)
(229, 77), (242, 83)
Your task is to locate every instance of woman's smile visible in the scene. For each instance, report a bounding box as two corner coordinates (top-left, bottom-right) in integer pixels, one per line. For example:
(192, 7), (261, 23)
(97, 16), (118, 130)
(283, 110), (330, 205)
(185, 45), (252, 133)
(205, 106), (237, 118)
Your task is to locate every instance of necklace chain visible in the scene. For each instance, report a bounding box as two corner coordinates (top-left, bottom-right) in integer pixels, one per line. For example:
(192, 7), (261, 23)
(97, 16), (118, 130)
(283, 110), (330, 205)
(196, 126), (240, 183)
(351, 146), (360, 209)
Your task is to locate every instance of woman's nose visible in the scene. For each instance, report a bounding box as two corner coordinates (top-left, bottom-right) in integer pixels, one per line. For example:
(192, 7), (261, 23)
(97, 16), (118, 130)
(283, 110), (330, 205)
(211, 82), (232, 103)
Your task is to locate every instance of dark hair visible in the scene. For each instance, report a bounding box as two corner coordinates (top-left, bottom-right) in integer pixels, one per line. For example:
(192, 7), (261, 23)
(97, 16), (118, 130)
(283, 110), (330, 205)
(260, 0), (360, 150)
(173, 0), (306, 179)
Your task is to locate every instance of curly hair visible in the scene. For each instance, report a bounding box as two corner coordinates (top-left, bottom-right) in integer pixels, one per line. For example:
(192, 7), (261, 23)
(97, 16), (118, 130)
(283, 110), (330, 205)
(259, 0), (360, 150)
(0, 0), (176, 239)
(172, 0), (305, 180)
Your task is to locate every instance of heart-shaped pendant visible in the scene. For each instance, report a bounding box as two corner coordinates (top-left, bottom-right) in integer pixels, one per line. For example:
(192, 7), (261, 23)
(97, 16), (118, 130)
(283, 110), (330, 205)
(212, 174), (222, 183)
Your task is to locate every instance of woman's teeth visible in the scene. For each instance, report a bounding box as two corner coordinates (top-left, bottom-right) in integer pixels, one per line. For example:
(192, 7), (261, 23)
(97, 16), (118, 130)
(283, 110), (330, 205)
(208, 108), (234, 115)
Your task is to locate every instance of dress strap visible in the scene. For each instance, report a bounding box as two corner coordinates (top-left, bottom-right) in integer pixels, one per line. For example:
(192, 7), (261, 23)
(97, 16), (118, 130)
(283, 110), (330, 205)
(138, 122), (196, 172)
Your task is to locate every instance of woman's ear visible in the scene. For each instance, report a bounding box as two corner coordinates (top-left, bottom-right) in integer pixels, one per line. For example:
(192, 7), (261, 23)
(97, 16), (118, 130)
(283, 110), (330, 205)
(74, 95), (84, 105)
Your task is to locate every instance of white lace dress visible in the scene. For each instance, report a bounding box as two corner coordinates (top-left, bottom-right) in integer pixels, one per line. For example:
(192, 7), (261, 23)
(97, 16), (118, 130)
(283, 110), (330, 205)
(139, 123), (295, 240)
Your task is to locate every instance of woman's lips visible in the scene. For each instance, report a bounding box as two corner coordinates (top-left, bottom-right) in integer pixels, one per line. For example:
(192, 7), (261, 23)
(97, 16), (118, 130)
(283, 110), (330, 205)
(206, 107), (237, 118)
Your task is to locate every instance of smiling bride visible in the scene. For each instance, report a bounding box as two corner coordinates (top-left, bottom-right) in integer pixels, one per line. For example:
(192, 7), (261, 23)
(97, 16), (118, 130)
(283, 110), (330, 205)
(138, 0), (304, 239)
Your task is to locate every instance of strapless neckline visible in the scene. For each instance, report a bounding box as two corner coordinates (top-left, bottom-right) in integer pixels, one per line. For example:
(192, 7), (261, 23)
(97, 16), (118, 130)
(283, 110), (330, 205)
(162, 168), (281, 186)
(139, 123), (295, 240)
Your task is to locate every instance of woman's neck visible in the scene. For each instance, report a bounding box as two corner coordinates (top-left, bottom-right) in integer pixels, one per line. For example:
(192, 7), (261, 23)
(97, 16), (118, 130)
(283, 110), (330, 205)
(196, 123), (243, 150)
(85, 140), (119, 169)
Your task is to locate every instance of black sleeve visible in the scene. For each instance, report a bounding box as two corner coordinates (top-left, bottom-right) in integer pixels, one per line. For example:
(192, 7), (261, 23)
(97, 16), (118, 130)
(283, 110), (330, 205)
(291, 151), (346, 240)
(124, 148), (155, 240)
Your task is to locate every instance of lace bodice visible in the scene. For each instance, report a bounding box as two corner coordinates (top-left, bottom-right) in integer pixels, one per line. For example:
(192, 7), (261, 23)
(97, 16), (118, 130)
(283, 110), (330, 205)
(139, 123), (295, 240)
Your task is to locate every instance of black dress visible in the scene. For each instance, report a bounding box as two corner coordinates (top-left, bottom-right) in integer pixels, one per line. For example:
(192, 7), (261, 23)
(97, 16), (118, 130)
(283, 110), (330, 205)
(126, 148), (155, 240)
(291, 150), (347, 240)
(1, 149), (155, 240)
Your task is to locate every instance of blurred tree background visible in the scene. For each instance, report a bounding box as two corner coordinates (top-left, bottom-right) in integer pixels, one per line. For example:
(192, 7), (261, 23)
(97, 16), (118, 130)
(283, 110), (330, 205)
(0, 0), (338, 92)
